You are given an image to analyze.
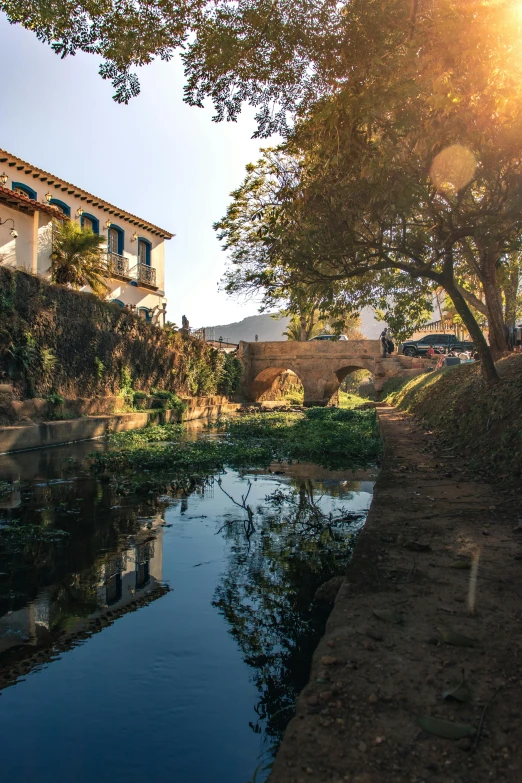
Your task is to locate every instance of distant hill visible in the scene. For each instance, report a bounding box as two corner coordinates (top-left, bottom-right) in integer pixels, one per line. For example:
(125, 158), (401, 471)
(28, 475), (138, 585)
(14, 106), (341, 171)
(204, 307), (383, 343)
(203, 313), (289, 343)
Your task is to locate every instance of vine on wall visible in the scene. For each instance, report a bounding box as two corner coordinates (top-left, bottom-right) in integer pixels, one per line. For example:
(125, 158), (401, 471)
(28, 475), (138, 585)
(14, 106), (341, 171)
(0, 267), (242, 400)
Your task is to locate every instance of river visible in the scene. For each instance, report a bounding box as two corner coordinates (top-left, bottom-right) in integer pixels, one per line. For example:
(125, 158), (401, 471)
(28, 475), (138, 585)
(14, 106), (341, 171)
(0, 425), (375, 783)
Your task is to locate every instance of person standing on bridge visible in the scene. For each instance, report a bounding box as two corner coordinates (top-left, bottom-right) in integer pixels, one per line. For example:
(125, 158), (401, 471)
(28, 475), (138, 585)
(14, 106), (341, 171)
(380, 329), (389, 358)
(386, 332), (395, 356)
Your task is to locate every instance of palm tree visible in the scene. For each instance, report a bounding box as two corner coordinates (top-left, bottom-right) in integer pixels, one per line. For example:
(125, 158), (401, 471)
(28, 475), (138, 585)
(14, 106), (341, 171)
(50, 220), (109, 297)
(283, 311), (324, 341)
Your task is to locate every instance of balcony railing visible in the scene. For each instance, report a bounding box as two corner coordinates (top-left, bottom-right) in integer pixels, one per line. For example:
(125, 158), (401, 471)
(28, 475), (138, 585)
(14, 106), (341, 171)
(103, 253), (158, 289)
(137, 263), (157, 288)
(107, 252), (130, 279)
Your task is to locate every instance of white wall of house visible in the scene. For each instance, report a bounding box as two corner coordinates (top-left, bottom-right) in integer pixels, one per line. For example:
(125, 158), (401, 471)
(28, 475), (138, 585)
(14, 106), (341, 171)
(1, 207), (55, 275)
(0, 204), (34, 270)
(0, 152), (171, 318)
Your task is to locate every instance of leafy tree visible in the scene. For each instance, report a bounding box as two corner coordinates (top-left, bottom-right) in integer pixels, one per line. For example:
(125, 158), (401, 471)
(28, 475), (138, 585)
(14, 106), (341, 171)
(217, 2), (522, 383)
(10, 1), (522, 371)
(50, 220), (109, 296)
(283, 309), (363, 341)
(0, 0), (347, 129)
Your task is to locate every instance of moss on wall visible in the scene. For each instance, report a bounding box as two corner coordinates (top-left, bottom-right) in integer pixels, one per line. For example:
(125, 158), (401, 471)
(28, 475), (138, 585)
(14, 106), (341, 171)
(0, 267), (242, 400)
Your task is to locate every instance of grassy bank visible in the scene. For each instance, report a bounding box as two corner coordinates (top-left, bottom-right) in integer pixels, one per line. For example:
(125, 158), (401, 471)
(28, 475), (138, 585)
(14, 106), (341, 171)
(89, 408), (381, 483)
(387, 354), (522, 479)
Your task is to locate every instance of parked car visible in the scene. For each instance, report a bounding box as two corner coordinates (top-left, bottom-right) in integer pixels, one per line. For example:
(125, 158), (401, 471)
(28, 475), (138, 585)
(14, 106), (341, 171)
(401, 333), (474, 357)
(310, 334), (349, 341)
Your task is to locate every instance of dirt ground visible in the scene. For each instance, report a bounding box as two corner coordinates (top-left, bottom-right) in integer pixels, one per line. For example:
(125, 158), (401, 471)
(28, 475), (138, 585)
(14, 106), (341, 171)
(269, 406), (522, 783)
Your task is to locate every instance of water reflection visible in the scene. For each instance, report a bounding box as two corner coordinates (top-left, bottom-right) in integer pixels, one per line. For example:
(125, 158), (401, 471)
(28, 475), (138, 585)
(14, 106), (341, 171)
(0, 441), (373, 783)
(0, 475), (167, 675)
(213, 475), (367, 758)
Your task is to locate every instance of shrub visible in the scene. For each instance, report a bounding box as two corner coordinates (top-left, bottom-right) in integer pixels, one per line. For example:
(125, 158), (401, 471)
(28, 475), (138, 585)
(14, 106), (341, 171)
(150, 388), (187, 413)
(0, 267), (243, 402)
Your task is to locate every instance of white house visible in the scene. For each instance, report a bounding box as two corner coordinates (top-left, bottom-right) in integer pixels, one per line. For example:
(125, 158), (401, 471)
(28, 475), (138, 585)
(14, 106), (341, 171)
(0, 148), (174, 323)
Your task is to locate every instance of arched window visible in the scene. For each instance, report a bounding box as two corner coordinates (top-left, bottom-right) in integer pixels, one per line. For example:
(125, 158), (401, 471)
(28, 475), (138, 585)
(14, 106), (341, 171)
(138, 307), (152, 321)
(138, 237), (152, 266)
(110, 299), (125, 308)
(81, 213), (99, 234)
(12, 182), (37, 200)
(49, 198), (71, 217)
(108, 224), (124, 256)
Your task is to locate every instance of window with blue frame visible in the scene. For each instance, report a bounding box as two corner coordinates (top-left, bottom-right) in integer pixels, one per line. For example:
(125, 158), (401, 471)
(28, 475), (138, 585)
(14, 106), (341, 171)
(49, 198), (71, 217)
(138, 238), (152, 266)
(108, 225), (124, 256)
(12, 182), (37, 200)
(81, 213), (99, 233)
(138, 308), (152, 321)
(110, 299), (125, 308)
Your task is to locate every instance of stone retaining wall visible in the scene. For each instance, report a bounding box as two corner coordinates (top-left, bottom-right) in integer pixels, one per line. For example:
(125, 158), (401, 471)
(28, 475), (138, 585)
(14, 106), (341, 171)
(0, 397), (240, 454)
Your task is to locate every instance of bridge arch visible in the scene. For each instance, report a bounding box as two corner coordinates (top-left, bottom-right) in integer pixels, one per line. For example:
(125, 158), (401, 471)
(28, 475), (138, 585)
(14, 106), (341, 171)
(250, 366), (305, 402)
(322, 363), (376, 405)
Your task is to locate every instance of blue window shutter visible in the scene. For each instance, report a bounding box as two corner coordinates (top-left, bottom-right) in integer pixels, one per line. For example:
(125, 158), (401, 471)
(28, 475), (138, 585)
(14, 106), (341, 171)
(12, 181), (37, 200)
(81, 213), (100, 233)
(49, 199), (71, 217)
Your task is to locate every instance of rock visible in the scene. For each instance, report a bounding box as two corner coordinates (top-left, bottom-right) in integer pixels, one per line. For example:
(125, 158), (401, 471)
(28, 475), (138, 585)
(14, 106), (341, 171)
(319, 690), (333, 701)
(306, 694), (318, 706)
(320, 656), (338, 666)
(358, 741), (367, 753)
(314, 575), (344, 605)
(369, 693), (378, 704)
(458, 737), (472, 752)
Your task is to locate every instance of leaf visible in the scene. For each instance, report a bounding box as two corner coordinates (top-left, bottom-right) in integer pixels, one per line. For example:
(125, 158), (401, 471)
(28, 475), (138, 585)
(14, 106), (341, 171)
(402, 540), (432, 552)
(448, 559), (471, 569)
(438, 628), (476, 647)
(417, 716), (476, 739)
(442, 678), (474, 703)
(373, 609), (403, 625)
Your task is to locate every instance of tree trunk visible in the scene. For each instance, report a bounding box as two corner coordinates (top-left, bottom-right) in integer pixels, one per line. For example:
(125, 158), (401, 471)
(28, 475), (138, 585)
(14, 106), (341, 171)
(299, 313), (307, 342)
(504, 264), (519, 328)
(445, 281), (499, 385)
(478, 247), (509, 358)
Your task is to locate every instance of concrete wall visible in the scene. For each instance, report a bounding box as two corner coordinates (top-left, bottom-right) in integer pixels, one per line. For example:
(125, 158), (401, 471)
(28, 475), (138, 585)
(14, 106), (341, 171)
(0, 396), (241, 455)
(0, 205), (36, 271)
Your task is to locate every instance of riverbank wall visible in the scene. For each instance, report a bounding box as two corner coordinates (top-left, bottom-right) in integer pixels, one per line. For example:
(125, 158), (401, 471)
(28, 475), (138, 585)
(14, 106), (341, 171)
(0, 395), (241, 454)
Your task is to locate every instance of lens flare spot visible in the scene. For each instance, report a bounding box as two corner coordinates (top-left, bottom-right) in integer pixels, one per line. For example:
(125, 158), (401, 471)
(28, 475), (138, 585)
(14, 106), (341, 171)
(430, 145), (477, 193)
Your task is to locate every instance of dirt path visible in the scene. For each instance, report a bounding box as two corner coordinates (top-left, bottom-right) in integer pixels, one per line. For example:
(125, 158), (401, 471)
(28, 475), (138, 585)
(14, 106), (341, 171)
(269, 406), (521, 783)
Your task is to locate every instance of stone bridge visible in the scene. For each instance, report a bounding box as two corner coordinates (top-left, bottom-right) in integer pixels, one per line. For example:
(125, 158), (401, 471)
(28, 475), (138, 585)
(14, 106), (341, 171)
(238, 340), (427, 406)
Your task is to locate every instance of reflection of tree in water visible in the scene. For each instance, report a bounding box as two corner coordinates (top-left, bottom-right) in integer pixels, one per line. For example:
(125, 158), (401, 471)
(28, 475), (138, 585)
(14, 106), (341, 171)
(213, 480), (363, 758)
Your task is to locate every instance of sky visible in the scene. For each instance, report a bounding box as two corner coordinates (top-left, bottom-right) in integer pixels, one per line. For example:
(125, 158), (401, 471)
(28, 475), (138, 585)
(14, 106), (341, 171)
(0, 15), (272, 328)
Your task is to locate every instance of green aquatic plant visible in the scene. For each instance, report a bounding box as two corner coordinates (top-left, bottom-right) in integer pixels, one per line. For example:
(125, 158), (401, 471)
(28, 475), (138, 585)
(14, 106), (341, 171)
(107, 422), (184, 446)
(89, 438), (274, 476)
(223, 408), (381, 470)
(91, 408), (380, 485)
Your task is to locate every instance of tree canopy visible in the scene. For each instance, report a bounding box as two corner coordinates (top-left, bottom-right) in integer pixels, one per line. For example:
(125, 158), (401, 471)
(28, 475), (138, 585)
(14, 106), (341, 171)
(7, 0), (522, 380)
(215, 1), (522, 383)
(50, 220), (109, 296)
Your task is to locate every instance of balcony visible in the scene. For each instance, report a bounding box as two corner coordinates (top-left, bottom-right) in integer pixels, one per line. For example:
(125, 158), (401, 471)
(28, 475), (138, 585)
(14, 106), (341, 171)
(104, 253), (159, 290)
(137, 263), (157, 289)
(107, 252), (131, 280)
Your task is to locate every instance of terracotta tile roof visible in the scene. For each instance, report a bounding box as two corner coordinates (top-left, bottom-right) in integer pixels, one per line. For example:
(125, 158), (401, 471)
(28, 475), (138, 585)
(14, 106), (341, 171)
(0, 185), (68, 219)
(0, 148), (174, 239)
